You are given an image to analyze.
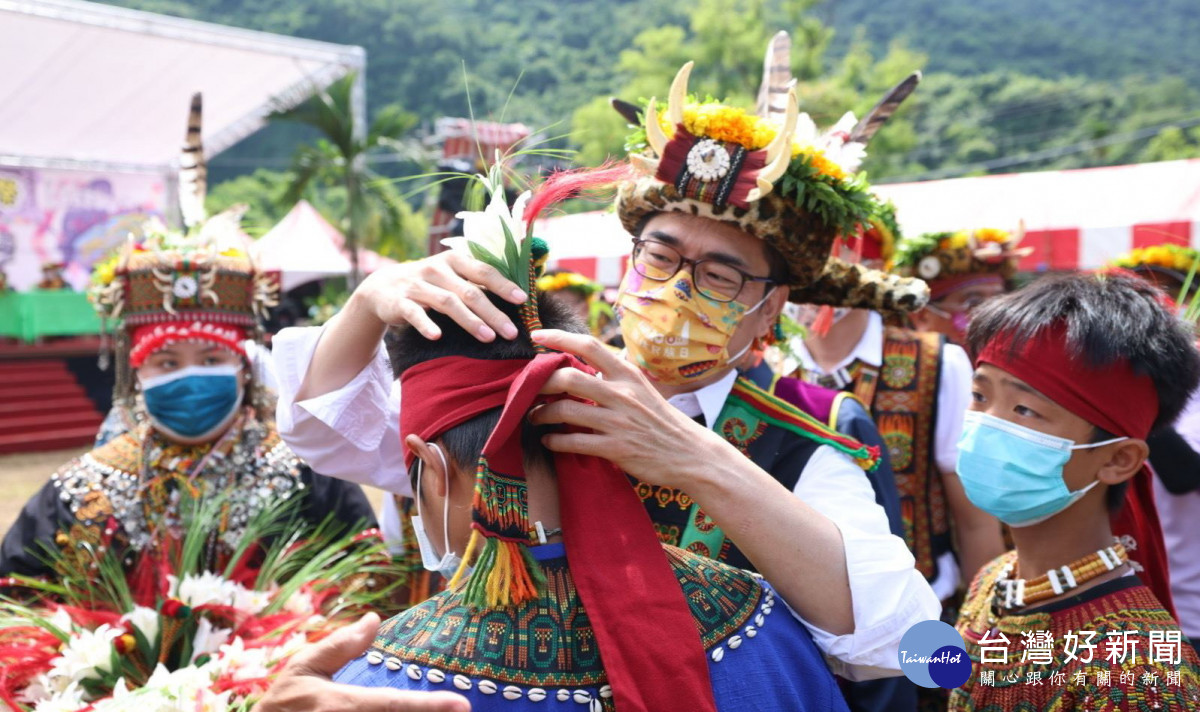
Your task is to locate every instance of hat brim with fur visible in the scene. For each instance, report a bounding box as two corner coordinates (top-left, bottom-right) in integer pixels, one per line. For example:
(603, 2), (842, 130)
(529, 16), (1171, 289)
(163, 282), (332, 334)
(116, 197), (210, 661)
(617, 177), (929, 312)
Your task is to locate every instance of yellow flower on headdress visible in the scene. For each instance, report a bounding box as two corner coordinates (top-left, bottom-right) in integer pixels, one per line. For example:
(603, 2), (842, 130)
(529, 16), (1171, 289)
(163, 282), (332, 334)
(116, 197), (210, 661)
(655, 100), (852, 183)
(940, 231), (970, 250)
(1112, 243), (1200, 272)
(91, 253), (120, 286)
(660, 104), (776, 151)
(798, 146), (848, 182)
(973, 228), (1010, 244)
(537, 271), (596, 293)
(219, 247), (246, 259)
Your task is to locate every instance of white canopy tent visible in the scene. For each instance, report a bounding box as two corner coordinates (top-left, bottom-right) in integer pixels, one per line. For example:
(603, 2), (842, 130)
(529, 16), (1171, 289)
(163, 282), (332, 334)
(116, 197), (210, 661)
(0, 0), (365, 174)
(0, 0), (365, 291)
(253, 200), (396, 291)
(253, 201), (353, 291)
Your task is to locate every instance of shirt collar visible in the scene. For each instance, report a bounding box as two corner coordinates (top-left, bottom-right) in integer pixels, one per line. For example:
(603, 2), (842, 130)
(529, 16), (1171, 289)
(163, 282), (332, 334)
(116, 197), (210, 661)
(665, 369), (738, 430)
(790, 311), (884, 375)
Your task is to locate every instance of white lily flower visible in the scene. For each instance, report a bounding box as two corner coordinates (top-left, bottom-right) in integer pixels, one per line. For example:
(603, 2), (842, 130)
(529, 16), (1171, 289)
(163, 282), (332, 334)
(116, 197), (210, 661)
(120, 605), (160, 643)
(230, 583), (272, 615)
(176, 571), (238, 608)
(45, 623), (121, 689)
(190, 618), (232, 663)
(442, 185), (531, 271)
(32, 681), (86, 712)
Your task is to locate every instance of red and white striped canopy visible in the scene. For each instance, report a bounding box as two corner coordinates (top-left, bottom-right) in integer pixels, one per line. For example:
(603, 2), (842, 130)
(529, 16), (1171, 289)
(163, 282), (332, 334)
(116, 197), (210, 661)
(874, 158), (1200, 272)
(534, 159), (1200, 284)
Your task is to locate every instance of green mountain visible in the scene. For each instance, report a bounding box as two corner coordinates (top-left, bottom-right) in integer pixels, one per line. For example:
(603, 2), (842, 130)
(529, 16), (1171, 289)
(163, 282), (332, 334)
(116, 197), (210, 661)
(99, 0), (1200, 185)
(819, 0), (1200, 87)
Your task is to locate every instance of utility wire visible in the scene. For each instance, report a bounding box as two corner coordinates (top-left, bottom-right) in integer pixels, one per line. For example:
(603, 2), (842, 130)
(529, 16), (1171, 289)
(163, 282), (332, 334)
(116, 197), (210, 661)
(878, 115), (1200, 183)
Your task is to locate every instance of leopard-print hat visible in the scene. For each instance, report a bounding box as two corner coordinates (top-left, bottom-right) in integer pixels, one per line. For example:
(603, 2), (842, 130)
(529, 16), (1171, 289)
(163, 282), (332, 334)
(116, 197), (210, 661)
(613, 36), (929, 312)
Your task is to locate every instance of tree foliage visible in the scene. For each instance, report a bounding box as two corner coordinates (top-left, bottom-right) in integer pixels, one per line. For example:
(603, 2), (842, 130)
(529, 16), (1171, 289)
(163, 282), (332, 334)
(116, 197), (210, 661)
(101, 0), (1200, 193)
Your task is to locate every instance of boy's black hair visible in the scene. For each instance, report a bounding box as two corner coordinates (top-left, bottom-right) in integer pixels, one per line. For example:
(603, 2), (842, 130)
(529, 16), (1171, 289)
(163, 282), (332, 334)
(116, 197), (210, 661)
(966, 272), (1200, 512)
(388, 292), (586, 495)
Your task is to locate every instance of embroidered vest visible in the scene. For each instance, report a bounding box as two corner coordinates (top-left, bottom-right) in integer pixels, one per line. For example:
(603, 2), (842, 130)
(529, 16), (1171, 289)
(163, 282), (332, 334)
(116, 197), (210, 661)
(856, 326), (949, 580)
(636, 377), (878, 570)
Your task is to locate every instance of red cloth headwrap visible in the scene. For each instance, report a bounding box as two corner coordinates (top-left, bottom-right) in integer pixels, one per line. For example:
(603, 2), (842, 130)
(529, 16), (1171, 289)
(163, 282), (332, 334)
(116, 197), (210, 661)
(400, 353), (717, 712)
(976, 322), (1158, 439)
(976, 322), (1175, 614)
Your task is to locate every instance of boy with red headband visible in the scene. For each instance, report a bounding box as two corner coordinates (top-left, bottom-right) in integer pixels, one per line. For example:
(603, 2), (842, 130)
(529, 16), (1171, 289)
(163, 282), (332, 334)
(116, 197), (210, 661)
(950, 271), (1200, 710)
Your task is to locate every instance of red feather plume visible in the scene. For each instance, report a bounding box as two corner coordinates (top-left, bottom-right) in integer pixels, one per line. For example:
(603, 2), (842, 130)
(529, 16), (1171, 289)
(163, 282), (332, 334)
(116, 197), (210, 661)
(522, 162), (633, 227)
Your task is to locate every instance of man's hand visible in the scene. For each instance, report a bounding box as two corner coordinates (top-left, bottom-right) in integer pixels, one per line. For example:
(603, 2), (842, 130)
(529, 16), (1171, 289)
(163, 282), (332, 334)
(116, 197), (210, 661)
(256, 613), (470, 712)
(296, 251), (527, 401)
(354, 251), (527, 342)
(528, 329), (734, 489)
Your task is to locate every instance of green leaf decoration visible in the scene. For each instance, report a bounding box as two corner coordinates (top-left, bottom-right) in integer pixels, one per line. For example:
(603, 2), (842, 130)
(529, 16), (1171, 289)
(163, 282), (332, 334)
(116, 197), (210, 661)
(501, 218), (521, 285)
(517, 227), (535, 292)
(469, 241), (507, 274)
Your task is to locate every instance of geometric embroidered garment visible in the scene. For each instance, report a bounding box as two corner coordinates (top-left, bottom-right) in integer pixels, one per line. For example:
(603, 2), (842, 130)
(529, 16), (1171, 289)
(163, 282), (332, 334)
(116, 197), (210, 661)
(951, 551), (1200, 711)
(635, 376), (877, 571)
(335, 542), (850, 712)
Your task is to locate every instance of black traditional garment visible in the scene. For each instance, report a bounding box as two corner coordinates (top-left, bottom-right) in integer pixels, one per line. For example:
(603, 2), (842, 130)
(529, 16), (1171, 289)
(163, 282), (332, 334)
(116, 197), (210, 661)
(0, 413), (376, 579)
(635, 376), (880, 571)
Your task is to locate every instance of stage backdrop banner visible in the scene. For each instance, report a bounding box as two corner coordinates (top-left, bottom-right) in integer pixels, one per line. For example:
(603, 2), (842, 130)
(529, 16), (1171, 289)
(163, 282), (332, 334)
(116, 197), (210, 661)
(0, 166), (167, 292)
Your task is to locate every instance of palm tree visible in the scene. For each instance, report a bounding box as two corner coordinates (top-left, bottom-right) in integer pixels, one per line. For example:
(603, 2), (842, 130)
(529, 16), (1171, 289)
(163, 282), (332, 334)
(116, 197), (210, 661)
(269, 72), (419, 288)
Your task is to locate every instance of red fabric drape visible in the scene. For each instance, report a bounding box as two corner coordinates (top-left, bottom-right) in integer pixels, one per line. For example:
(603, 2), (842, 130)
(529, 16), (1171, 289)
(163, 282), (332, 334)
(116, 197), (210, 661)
(400, 354), (717, 712)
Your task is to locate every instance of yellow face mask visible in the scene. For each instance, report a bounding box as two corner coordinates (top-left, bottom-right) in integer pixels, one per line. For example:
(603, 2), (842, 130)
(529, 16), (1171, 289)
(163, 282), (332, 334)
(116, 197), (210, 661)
(617, 266), (768, 386)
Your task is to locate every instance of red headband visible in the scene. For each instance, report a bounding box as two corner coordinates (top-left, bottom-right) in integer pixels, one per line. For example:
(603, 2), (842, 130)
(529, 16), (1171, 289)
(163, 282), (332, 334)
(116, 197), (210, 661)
(976, 323), (1158, 439)
(399, 354), (716, 712)
(130, 320), (246, 368)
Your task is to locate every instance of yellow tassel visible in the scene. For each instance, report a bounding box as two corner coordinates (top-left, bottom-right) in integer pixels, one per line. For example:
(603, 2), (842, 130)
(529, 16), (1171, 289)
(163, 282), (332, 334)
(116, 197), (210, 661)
(487, 543), (511, 606)
(448, 529), (481, 589)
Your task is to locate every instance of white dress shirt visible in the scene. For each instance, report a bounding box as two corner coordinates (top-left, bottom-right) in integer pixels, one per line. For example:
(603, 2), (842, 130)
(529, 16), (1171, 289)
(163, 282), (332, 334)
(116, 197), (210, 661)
(273, 324), (939, 680)
(1156, 390), (1200, 641)
(785, 311), (974, 601)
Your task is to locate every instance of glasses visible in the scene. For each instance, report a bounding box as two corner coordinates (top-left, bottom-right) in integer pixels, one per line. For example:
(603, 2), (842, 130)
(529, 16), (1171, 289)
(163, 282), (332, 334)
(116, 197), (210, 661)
(630, 239), (776, 302)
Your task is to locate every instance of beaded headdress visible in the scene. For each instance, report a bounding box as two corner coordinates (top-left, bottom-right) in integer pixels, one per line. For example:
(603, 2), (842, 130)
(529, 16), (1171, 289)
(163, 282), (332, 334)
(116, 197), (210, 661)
(615, 32), (930, 313)
(890, 224), (1030, 287)
(89, 94), (277, 400)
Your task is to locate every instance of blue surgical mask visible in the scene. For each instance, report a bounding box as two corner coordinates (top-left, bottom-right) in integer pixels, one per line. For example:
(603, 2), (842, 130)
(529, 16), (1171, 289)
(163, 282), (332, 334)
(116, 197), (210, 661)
(139, 364), (243, 440)
(956, 411), (1126, 527)
(411, 444), (462, 578)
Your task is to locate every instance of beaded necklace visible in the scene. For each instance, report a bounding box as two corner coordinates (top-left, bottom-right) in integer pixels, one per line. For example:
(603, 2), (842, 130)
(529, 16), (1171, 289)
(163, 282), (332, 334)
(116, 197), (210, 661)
(992, 539), (1128, 614)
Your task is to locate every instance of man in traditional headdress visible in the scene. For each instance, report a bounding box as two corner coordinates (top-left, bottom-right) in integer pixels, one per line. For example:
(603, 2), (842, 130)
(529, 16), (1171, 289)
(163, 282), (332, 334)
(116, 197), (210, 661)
(267, 36), (940, 706)
(950, 271), (1200, 710)
(888, 224), (1028, 347)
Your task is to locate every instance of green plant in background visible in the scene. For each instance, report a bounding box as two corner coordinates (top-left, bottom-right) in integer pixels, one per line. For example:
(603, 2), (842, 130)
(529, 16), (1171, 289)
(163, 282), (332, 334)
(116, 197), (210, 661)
(269, 72), (426, 288)
(305, 279), (352, 326)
